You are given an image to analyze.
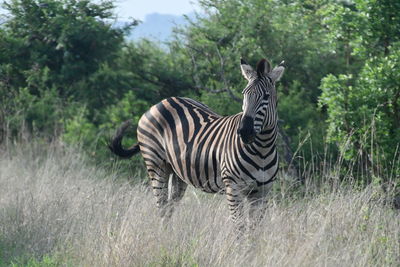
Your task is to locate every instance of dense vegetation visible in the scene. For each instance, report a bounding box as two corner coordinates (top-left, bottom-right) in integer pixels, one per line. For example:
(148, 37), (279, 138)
(1, 0), (399, 181)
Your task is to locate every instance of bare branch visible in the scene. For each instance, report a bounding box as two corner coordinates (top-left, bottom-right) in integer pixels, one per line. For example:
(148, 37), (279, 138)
(192, 85), (242, 103)
(187, 46), (242, 103)
(215, 46), (242, 103)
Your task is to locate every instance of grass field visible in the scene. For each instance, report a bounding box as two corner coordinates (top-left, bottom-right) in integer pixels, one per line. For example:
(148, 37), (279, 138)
(0, 142), (399, 266)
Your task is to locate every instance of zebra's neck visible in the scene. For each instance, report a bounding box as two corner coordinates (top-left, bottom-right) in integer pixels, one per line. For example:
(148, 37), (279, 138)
(254, 121), (278, 152)
(231, 113), (278, 184)
(258, 100), (278, 150)
(234, 113), (278, 156)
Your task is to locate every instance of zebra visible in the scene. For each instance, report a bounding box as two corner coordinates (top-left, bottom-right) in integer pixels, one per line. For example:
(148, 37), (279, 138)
(109, 58), (285, 227)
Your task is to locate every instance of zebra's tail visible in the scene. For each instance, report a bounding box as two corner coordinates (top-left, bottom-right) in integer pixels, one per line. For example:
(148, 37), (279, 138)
(109, 120), (140, 159)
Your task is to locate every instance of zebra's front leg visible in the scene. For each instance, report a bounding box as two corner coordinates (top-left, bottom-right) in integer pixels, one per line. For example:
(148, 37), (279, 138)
(224, 179), (245, 232)
(247, 185), (271, 229)
(247, 196), (267, 231)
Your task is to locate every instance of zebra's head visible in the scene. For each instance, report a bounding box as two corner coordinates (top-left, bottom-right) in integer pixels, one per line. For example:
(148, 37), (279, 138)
(237, 58), (285, 144)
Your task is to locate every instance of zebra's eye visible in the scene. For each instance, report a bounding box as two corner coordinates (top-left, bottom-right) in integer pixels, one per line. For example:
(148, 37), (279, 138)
(263, 94), (270, 101)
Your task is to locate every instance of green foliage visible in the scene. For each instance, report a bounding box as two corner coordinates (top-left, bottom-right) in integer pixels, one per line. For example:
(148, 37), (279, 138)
(320, 43), (400, 161)
(319, 0), (400, 168)
(63, 105), (97, 146)
(278, 82), (326, 157)
(102, 90), (149, 128)
(175, 0), (346, 103)
(2, 0), (127, 87)
(0, 85), (62, 137)
(0, 0), (132, 139)
(355, 0), (400, 56)
(198, 91), (241, 116)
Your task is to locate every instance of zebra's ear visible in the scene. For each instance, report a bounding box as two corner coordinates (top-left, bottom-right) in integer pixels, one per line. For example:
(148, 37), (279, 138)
(269, 64), (285, 82)
(256, 59), (271, 77)
(240, 58), (256, 81)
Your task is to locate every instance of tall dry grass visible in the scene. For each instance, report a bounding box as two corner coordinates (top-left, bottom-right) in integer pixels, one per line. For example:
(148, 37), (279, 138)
(0, 142), (399, 266)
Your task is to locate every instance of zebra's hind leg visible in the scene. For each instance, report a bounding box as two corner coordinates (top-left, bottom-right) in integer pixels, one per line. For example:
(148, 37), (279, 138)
(163, 174), (188, 218)
(169, 174), (187, 203)
(147, 164), (173, 221)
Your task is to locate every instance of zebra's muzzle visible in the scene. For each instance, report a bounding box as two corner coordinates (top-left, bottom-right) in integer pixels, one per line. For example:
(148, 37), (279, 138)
(238, 116), (256, 144)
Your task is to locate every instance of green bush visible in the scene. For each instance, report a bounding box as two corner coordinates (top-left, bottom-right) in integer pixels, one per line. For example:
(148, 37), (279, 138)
(320, 43), (400, 163)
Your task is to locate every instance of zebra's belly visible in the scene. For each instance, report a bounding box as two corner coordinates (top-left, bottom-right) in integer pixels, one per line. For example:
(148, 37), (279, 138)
(177, 167), (225, 194)
(166, 149), (225, 193)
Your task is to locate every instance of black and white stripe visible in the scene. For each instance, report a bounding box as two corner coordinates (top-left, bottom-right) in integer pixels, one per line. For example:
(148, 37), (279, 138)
(110, 58), (285, 226)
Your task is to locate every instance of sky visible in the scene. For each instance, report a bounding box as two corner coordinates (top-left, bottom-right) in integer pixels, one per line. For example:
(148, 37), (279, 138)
(114, 0), (199, 21)
(0, 0), (200, 20)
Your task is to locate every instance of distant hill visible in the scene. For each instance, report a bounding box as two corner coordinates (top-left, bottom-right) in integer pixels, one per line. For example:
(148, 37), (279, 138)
(126, 13), (195, 42)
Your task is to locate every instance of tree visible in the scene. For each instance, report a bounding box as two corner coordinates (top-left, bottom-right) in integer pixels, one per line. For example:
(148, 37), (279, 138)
(0, 0), (133, 136)
(319, 0), (400, 172)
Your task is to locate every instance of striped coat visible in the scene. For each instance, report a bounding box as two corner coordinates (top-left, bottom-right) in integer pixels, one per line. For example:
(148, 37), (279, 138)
(110, 58), (285, 226)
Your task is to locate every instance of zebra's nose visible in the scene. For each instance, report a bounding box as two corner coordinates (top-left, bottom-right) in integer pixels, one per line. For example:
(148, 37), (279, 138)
(238, 116), (255, 144)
